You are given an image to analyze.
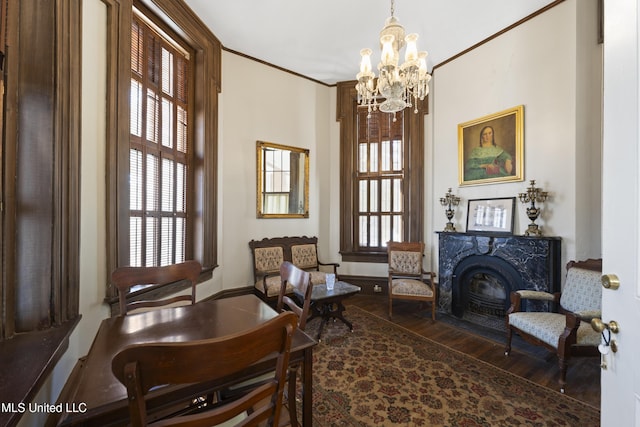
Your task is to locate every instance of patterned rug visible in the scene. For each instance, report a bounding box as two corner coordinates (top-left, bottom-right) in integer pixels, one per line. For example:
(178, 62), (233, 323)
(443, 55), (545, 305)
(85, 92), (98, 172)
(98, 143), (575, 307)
(301, 306), (600, 427)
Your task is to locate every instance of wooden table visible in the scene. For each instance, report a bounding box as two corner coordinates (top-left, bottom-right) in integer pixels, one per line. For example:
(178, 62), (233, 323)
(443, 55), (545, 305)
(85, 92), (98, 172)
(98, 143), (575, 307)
(306, 281), (361, 340)
(53, 294), (316, 426)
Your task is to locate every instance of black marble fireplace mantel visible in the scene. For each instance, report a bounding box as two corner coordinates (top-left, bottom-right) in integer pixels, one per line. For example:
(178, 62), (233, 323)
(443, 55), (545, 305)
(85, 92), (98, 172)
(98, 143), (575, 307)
(437, 232), (562, 316)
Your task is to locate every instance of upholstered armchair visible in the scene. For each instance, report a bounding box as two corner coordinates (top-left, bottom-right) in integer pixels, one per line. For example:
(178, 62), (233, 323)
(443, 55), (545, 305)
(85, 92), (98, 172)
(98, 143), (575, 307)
(505, 259), (602, 393)
(387, 241), (437, 320)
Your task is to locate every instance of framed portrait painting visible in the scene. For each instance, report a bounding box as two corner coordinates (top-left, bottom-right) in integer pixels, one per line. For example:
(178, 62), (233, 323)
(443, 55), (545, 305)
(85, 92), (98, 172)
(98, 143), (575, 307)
(458, 105), (524, 186)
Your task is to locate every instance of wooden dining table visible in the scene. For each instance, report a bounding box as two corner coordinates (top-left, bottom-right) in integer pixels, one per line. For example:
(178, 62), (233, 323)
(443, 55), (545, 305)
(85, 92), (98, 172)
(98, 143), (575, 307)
(53, 294), (316, 426)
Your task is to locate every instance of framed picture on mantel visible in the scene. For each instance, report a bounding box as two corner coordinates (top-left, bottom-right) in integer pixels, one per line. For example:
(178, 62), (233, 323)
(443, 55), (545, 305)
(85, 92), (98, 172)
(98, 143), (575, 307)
(466, 197), (515, 234)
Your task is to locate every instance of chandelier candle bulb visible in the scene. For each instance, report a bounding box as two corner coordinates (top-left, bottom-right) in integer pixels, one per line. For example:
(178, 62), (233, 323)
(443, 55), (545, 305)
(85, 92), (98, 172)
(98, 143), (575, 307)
(380, 35), (396, 66)
(418, 52), (428, 73)
(404, 33), (418, 62)
(359, 49), (373, 74)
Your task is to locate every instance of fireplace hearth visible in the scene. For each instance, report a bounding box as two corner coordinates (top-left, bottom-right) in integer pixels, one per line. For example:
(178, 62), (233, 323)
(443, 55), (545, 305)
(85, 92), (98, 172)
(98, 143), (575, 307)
(437, 232), (561, 331)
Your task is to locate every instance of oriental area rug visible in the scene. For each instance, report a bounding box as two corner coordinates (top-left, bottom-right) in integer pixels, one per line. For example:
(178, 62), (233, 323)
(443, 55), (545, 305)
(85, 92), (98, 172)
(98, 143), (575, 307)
(300, 306), (600, 427)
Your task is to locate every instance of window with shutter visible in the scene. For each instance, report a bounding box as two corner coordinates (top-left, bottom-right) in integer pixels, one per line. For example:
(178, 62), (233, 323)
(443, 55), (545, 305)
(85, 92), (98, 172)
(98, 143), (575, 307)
(356, 108), (405, 249)
(337, 82), (425, 262)
(129, 16), (190, 267)
(105, 0), (220, 306)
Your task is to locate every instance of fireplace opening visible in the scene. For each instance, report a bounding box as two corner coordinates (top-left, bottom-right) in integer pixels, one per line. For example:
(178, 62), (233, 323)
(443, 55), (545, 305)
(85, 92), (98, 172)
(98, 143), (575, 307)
(468, 273), (507, 317)
(452, 255), (523, 331)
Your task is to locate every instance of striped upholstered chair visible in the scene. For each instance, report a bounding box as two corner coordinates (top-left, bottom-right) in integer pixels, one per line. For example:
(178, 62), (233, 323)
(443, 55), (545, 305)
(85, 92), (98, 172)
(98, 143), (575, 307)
(387, 241), (437, 320)
(505, 259), (602, 393)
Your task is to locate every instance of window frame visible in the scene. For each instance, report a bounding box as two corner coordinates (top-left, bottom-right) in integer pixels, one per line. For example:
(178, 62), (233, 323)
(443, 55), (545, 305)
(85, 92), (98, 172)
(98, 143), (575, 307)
(337, 82), (426, 263)
(355, 108), (406, 249)
(105, 0), (220, 302)
(129, 13), (192, 268)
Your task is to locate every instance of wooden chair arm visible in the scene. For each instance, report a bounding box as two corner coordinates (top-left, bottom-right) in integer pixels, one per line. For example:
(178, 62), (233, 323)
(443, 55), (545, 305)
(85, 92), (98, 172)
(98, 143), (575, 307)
(507, 291), (523, 314)
(507, 290), (560, 314)
(573, 309), (601, 322)
(515, 290), (558, 301)
(558, 312), (582, 357)
(318, 260), (340, 275)
(258, 271), (280, 287)
(564, 311), (582, 329)
(421, 271), (437, 289)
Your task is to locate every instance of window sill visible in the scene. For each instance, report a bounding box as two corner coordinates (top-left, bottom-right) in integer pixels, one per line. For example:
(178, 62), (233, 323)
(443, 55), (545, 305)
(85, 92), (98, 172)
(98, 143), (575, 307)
(0, 316), (80, 427)
(339, 251), (389, 263)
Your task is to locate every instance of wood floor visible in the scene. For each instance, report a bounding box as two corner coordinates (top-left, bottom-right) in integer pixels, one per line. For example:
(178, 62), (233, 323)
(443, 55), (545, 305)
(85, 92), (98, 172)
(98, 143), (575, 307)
(344, 294), (601, 409)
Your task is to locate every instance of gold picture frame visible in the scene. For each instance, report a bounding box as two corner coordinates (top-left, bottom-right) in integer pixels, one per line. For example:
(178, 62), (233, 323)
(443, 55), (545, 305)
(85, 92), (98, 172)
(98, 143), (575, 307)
(458, 105), (524, 186)
(256, 141), (309, 219)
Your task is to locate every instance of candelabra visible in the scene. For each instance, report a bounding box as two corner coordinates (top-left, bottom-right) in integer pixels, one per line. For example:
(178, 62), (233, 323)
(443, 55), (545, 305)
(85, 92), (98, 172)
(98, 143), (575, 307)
(518, 180), (548, 236)
(439, 188), (461, 232)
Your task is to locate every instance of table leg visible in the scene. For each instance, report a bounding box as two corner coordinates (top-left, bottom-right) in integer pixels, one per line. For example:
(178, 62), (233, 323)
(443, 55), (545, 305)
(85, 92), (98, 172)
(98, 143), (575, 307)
(287, 366), (300, 427)
(316, 305), (330, 341)
(302, 347), (313, 426)
(331, 301), (353, 331)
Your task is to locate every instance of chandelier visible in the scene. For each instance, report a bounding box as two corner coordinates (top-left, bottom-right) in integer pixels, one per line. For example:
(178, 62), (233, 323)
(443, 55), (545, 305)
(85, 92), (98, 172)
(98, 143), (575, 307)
(356, 0), (431, 120)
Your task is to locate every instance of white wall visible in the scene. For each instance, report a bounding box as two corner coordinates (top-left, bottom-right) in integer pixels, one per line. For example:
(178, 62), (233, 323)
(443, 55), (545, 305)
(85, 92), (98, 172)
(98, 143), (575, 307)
(429, 0), (602, 273)
(218, 52), (333, 289)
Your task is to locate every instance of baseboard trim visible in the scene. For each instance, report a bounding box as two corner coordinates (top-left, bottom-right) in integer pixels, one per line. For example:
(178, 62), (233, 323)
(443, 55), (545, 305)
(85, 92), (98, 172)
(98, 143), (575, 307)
(339, 275), (388, 296)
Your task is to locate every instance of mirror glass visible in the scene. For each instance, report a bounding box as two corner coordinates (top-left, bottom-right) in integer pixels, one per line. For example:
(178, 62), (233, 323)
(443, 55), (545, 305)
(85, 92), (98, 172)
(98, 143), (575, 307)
(256, 141), (309, 218)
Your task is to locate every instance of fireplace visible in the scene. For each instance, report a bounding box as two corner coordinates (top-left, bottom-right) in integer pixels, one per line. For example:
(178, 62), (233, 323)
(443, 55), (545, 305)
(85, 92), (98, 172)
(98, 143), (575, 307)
(438, 232), (561, 331)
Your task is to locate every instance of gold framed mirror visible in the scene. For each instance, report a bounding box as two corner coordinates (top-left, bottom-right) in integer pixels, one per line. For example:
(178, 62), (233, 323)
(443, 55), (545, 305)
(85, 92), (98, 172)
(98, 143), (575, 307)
(256, 141), (309, 218)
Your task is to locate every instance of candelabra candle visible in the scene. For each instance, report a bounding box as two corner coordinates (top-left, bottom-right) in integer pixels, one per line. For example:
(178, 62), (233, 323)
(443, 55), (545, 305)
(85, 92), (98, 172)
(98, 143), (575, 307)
(518, 180), (548, 236)
(439, 188), (461, 232)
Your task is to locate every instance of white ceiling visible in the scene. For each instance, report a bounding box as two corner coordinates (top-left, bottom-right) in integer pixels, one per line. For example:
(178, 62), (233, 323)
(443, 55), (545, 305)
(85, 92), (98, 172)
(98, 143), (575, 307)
(183, 0), (557, 85)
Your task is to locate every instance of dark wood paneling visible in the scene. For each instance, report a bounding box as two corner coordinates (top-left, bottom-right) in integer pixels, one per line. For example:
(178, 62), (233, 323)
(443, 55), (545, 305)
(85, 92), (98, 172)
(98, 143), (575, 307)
(14, 0), (56, 331)
(3, 0), (81, 334)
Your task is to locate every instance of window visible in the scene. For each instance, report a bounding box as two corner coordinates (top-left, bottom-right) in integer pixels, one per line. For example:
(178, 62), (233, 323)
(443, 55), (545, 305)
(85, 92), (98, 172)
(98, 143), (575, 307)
(356, 108), (405, 248)
(337, 82), (426, 262)
(262, 147), (291, 214)
(105, 0), (220, 302)
(129, 15), (191, 267)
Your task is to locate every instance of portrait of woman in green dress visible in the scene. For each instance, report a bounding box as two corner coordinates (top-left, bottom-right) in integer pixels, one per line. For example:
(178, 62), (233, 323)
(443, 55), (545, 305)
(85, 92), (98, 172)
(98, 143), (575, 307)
(458, 105), (523, 185)
(464, 126), (513, 181)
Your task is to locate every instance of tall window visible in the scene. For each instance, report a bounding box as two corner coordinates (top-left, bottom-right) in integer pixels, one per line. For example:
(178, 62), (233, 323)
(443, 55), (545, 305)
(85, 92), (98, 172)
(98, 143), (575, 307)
(129, 16), (190, 267)
(356, 108), (405, 248)
(106, 0), (220, 302)
(337, 82), (425, 262)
